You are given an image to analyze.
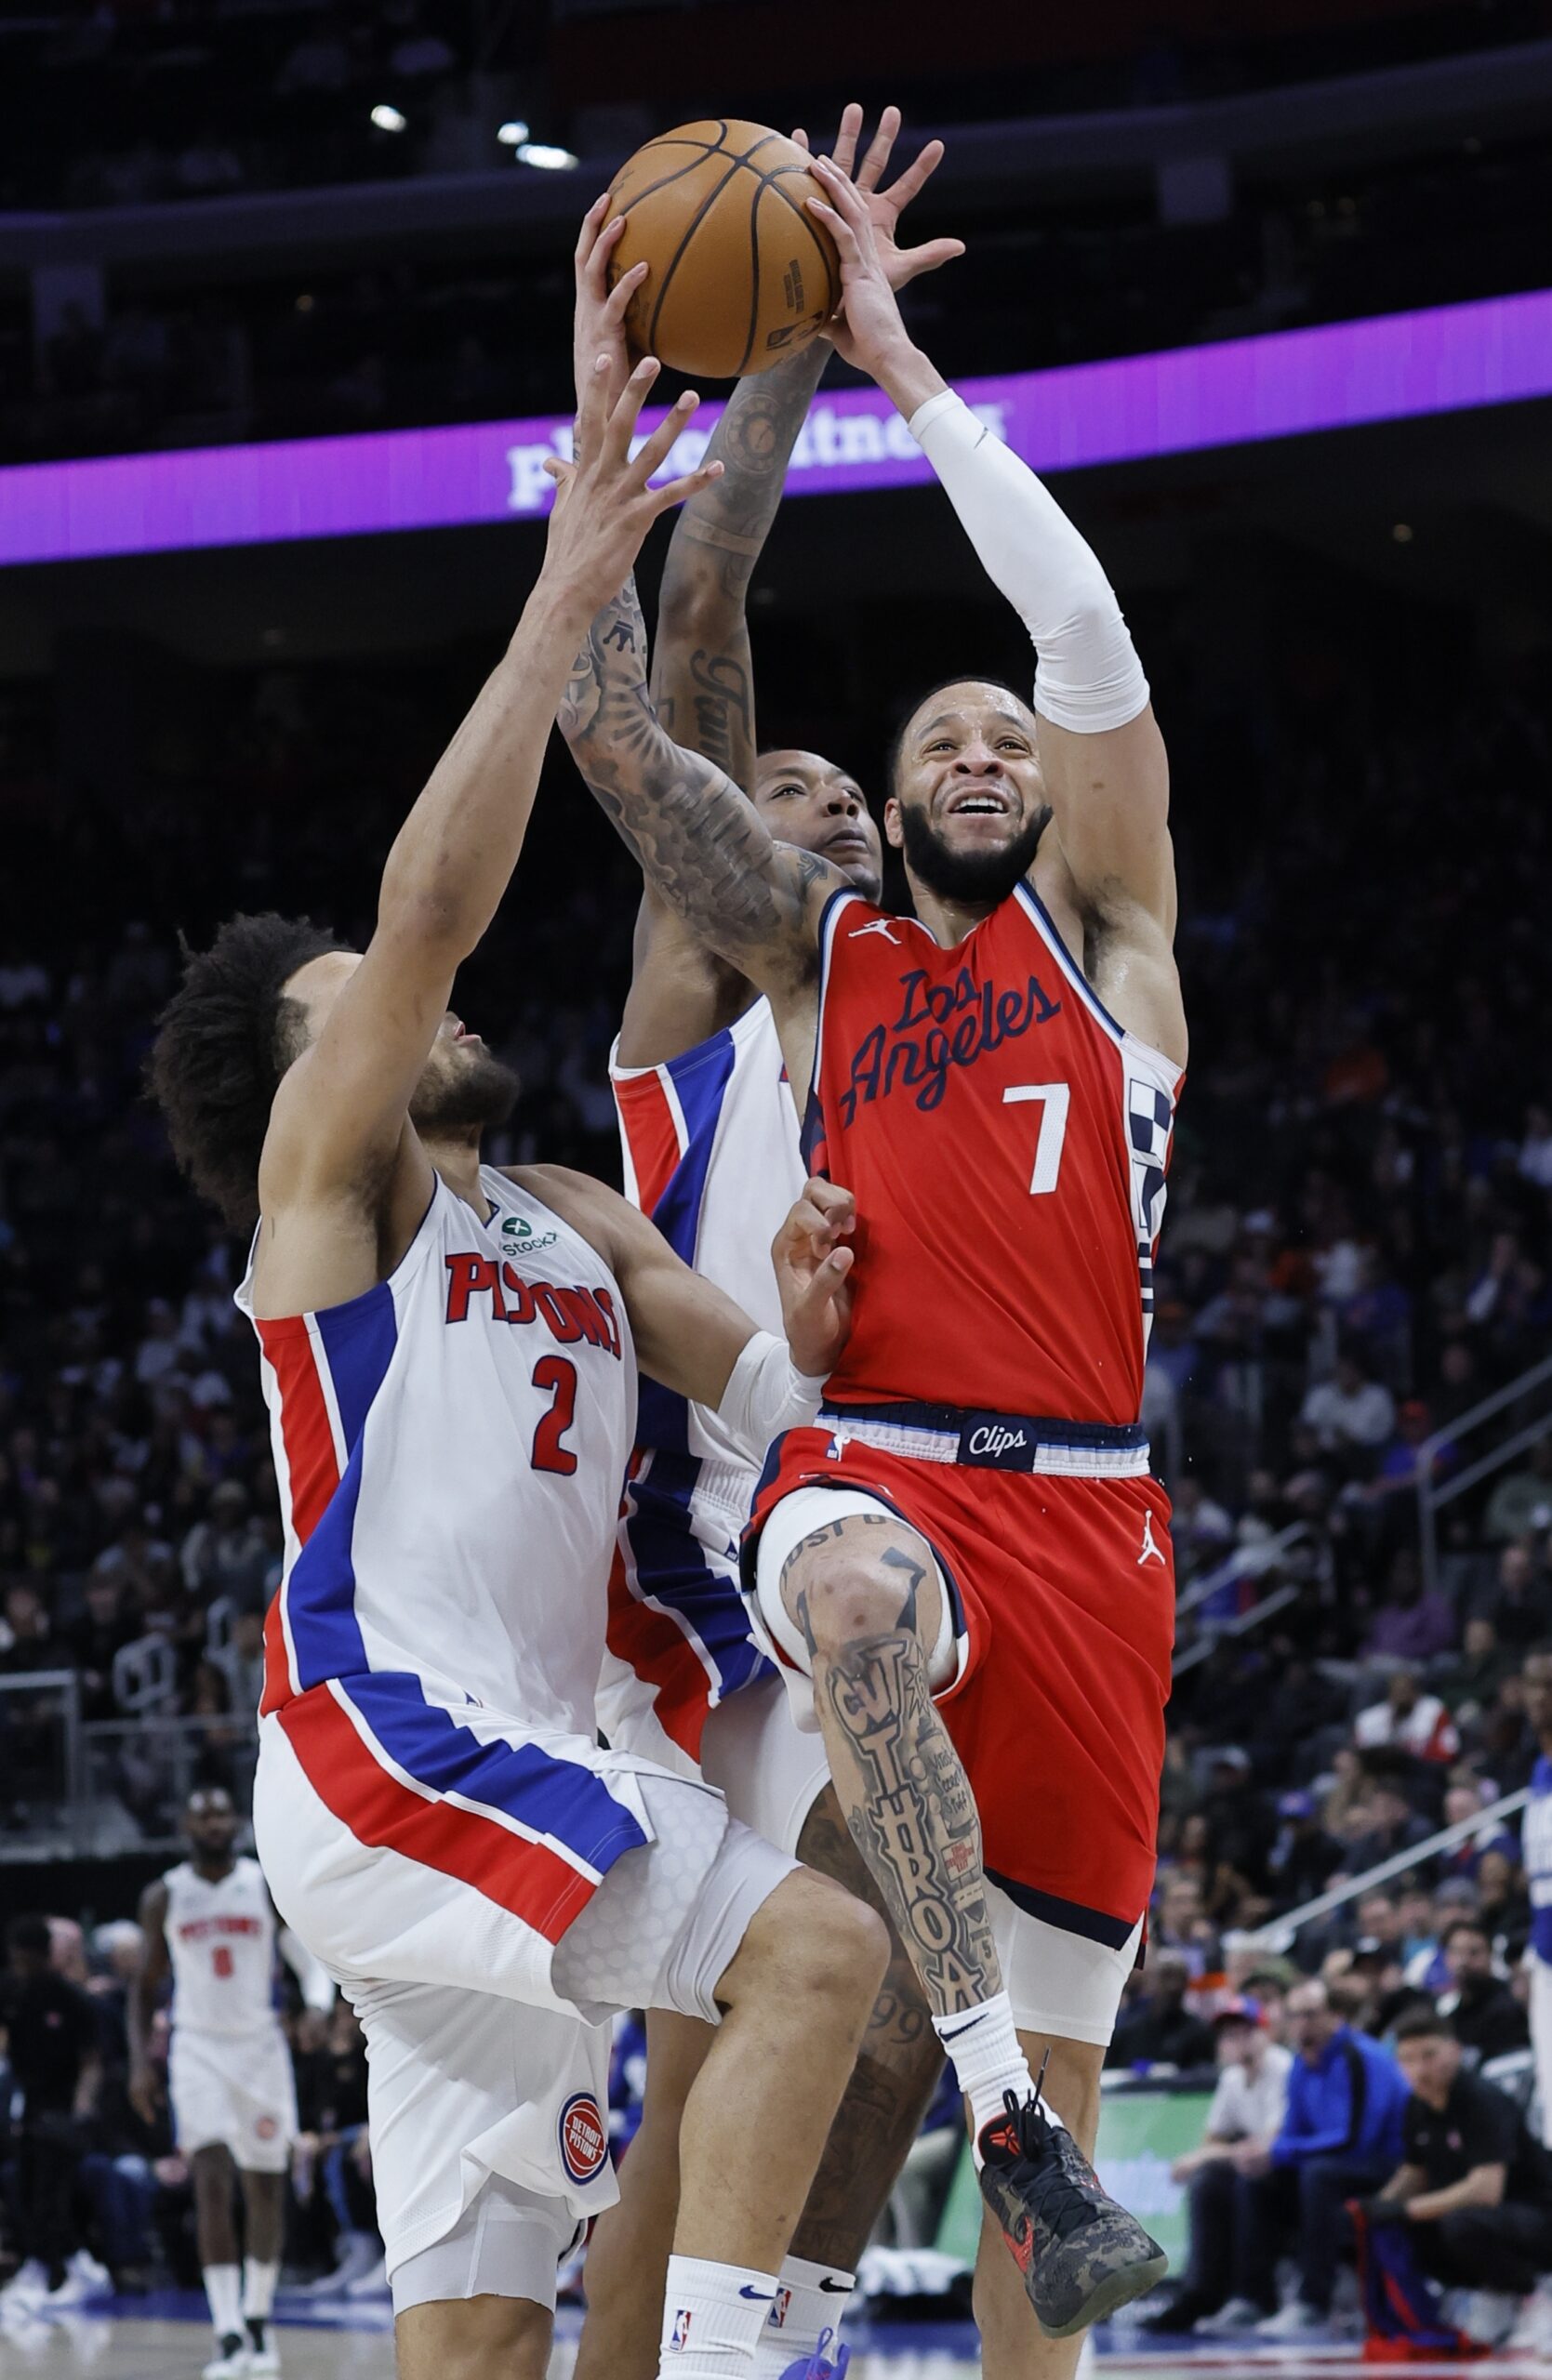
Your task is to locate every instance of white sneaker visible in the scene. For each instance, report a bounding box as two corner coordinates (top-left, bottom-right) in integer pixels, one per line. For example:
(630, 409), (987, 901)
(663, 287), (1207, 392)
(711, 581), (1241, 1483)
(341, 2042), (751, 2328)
(1254, 2299), (1330, 2339)
(343, 2255), (388, 2299)
(65, 2250), (112, 2300)
(300, 2234), (379, 2297)
(1197, 2295), (1267, 2334)
(0, 2262), (47, 2307)
(40, 2269), (98, 2313)
(203, 2334), (251, 2378)
(247, 2346), (281, 2376)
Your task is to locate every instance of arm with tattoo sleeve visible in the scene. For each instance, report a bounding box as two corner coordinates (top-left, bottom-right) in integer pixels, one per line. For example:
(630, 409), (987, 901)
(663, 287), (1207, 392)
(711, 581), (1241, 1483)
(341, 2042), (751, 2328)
(559, 575), (838, 1000)
(619, 345), (831, 1063)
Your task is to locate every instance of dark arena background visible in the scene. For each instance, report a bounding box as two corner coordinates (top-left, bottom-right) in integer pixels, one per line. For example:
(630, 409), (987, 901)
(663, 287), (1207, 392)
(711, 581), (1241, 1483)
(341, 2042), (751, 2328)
(4, 3), (1552, 2373)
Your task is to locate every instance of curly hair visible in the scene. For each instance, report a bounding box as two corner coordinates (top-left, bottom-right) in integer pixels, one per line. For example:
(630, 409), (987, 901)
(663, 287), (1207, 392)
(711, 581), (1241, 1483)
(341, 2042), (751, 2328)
(147, 912), (347, 1231)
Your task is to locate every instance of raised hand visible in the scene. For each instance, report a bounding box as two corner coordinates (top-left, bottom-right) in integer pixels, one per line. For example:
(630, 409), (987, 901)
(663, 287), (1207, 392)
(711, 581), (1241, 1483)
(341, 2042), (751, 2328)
(772, 1176), (856, 1380)
(542, 356), (723, 612)
(804, 151), (924, 379)
(793, 103), (963, 298)
(570, 192), (649, 450)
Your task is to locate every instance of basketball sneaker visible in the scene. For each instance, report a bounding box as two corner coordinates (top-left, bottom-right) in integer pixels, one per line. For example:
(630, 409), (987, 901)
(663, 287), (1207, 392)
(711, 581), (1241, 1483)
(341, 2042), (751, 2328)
(976, 2088), (1167, 2338)
(776, 2326), (849, 2379)
(203, 2331), (251, 2377)
(246, 2313), (281, 2373)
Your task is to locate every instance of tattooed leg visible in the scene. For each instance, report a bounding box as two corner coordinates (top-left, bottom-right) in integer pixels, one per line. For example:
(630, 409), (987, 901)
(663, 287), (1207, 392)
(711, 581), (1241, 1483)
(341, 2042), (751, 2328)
(780, 1514), (1006, 2017)
(787, 1785), (945, 2269)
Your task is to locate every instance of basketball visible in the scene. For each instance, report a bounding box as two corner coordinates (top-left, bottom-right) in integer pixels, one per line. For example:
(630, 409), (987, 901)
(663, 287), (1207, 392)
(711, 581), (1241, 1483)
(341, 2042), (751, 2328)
(605, 119), (842, 380)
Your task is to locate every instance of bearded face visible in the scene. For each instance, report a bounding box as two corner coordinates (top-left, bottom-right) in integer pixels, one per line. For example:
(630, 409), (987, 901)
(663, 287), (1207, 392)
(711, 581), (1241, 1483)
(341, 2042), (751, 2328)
(408, 1035), (520, 1136)
(887, 681), (1051, 908)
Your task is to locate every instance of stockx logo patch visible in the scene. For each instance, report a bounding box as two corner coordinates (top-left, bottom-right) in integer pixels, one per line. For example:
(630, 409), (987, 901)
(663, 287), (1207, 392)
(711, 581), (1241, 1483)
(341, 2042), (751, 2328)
(500, 1213), (558, 1256)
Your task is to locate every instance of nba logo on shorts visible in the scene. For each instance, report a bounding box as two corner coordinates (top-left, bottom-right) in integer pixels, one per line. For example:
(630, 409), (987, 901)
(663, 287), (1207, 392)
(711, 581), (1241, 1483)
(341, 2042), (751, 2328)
(670, 2307), (693, 2352)
(558, 2092), (608, 2185)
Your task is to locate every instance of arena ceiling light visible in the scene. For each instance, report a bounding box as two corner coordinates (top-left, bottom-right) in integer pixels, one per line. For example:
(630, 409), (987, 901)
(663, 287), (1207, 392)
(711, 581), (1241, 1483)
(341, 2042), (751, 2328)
(513, 142), (577, 170)
(496, 121), (531, 147)
(370, 104), (407, 133)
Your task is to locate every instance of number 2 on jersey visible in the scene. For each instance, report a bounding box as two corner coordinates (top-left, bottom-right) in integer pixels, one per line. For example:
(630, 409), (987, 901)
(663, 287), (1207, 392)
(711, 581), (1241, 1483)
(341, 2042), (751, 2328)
(1003, 1082), (1070, 1195)
(531, 1355), (579, 1475)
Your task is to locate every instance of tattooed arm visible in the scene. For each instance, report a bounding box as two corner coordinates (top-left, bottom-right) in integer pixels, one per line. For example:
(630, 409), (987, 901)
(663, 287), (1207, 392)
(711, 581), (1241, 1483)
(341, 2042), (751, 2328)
(617, 342), (832, 1065)
(559, 573), (840, 1017)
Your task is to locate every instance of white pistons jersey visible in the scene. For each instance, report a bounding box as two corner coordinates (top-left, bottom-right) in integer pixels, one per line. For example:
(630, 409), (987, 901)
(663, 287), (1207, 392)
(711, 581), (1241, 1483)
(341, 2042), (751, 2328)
(239, 1168), (653, 1955)
(165, 1857), (279, 2038)
(605, 1000), (803, 1763)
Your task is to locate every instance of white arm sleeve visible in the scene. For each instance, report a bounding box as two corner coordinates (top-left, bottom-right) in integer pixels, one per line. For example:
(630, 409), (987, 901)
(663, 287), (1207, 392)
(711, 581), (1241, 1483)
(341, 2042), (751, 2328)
(909, 389), (1149, 735)
(714, 1329), (828, 1467)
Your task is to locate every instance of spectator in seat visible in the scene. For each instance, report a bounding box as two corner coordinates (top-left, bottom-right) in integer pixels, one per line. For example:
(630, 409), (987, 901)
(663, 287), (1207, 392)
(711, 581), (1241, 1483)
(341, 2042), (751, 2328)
(1300, 1349), (1396, 1476)
(0, 1913), (102, 2309)
(1356, 1669), (1460, 1763)
(1144, 1997), (1295, 2334)
(1438, 1920), (1530, 2058)
(1366, 2008), (1552, 2295)
(1436, 1617), (1518, 1724)
(1475, 1540), (1552, 1650)
(1360, 1551), (1457, 1666)
(67, 1561), (139, 1720)
(1233, 1977), (1411, 2341)
(1108, 1950), (1216, 2071)
(1484, 1439), (1552, 1543)
(0, 1580), (57, 1673)
(1344, 1783), (1436, 1869)
(1267, 1790), (1346, 1906)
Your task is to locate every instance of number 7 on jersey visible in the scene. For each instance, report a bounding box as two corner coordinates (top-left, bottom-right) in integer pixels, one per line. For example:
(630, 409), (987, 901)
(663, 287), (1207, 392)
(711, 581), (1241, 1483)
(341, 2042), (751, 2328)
(1003, 1081), (1070, 1195)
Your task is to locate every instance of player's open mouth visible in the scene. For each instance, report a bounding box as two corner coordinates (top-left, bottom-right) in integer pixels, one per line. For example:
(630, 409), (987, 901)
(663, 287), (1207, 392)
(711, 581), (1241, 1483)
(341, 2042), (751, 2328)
(944, 790), (1013, 818)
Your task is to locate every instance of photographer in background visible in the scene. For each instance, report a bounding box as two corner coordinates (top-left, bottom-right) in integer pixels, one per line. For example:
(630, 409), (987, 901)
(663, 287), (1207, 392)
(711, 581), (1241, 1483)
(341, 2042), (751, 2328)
(1364, 2008), (1552, 2294)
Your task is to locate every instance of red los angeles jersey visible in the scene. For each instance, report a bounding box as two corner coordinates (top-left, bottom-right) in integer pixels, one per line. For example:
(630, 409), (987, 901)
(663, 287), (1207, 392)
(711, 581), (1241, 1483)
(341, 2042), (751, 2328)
(803, 882), (1181, 1424)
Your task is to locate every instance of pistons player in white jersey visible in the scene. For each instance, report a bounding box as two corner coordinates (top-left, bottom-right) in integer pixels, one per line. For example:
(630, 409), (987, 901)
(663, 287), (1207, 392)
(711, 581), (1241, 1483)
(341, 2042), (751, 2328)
(130, 1787), (321, 2378)
(576, 106), (959, 2380)
(150, 368), (889, 2380)
(562, 144), (1182, 2374)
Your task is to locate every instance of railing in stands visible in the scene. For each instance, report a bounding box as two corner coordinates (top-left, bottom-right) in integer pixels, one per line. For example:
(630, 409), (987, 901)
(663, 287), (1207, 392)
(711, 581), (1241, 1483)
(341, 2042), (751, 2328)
(1417, 1348), (1552, 1597)
(1246, 1786), (1530, 1951)
(1172, 1520), (1319, 1673)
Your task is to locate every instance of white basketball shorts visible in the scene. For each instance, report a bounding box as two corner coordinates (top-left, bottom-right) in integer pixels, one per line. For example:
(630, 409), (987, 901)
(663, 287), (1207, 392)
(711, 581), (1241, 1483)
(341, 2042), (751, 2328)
(255, 1699), (796, 2292)
(168, 2023), (297, 2172)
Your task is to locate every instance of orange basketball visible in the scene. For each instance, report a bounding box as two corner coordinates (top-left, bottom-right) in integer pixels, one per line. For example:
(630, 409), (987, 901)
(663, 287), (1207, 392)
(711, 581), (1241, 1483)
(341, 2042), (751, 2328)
(606, 120), (841, 380)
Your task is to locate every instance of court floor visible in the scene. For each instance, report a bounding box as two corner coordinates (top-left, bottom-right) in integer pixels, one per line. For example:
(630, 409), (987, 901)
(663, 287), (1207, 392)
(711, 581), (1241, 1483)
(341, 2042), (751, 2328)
(0, 2294), (1546, 2379)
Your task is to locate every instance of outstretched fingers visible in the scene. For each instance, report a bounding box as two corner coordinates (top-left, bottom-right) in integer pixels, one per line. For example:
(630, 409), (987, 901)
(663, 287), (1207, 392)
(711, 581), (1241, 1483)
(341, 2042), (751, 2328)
(644, 455), (724, 518)
(828, 99), (866, 179)
(882, 132), (945, 213)
(855, 103), (902, 193)
(624, 382), (697, 483)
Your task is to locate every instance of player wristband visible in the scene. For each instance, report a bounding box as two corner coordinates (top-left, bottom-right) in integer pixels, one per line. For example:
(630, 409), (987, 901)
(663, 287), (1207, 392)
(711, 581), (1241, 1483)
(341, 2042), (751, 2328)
(715, 1329), (828, 1463)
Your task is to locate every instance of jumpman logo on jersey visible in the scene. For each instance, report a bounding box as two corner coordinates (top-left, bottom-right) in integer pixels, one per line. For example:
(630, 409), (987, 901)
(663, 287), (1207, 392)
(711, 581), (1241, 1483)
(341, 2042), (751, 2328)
(848, 918), (902, 945)
(1138, 1510), (1165, 1566)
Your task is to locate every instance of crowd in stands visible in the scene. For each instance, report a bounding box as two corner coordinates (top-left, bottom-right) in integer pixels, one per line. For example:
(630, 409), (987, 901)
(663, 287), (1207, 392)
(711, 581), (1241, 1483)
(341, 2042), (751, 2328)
(3, 3), (1550, 459)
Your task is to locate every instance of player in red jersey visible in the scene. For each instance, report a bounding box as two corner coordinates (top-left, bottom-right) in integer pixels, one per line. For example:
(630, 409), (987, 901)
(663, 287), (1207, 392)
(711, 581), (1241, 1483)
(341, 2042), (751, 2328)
(558, 152), (1181, 2368)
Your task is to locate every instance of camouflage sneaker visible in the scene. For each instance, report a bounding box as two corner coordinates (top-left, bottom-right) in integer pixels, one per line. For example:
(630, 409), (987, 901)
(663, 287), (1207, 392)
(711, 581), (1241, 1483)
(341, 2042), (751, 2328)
(977, 2085), (1168, 2338)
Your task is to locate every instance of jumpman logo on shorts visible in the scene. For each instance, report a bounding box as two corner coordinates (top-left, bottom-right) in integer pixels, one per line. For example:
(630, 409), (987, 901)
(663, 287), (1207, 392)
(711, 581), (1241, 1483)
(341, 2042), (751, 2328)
(1138, 1510), (1165, 1566)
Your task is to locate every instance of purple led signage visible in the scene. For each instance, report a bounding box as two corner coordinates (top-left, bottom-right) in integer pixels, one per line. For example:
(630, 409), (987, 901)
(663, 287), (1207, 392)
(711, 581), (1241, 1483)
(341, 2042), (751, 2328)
(2, 288), (1549, 568)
